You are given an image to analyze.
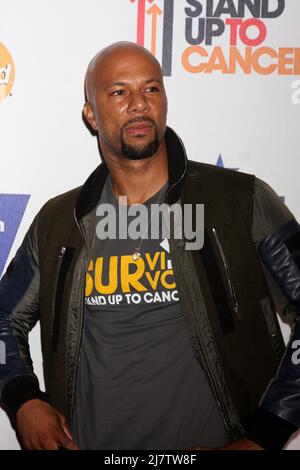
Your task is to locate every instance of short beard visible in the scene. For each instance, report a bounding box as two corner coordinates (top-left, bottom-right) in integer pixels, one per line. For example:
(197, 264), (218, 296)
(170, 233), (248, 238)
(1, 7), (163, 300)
(120, 122), (159, 160)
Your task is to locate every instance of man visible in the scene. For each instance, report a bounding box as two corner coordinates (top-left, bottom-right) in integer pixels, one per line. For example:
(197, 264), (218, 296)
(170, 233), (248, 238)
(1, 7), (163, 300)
(0, 41), (300, 450)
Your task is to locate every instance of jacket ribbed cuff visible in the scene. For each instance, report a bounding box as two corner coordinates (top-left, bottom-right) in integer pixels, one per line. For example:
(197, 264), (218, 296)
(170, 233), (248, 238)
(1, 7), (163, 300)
(244, 407), (298, 450)
(1, 375), (50, 418)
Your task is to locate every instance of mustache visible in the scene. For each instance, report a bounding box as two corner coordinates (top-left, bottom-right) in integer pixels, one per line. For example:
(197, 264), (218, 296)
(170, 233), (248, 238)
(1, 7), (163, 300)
(122, 116), (156, 131)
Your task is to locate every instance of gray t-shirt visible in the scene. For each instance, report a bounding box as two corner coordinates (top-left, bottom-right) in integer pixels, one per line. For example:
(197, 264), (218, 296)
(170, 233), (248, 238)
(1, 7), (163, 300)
(72, 176), (229, 450)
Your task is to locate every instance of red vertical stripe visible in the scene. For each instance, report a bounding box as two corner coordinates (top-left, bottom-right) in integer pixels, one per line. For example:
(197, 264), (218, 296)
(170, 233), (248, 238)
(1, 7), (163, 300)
(137, 0), (146, 46)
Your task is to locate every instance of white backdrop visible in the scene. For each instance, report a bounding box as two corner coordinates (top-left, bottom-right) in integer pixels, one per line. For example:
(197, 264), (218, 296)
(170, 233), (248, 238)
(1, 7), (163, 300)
(0, 0), (299, 449)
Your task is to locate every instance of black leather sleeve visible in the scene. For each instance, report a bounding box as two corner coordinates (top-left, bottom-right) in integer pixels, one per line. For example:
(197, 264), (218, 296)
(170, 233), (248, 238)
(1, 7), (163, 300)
(258, 219), (300, 427)
(248, 178), (300, 448)
(259, 219), (300, 315)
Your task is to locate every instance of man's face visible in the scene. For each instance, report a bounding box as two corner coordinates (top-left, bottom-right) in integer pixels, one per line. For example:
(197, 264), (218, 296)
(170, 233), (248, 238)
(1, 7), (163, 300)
(84, 48), (167, 160)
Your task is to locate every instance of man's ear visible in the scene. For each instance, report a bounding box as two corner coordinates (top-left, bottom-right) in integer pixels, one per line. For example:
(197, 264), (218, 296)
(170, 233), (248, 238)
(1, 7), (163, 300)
(83, 102), (98, 131)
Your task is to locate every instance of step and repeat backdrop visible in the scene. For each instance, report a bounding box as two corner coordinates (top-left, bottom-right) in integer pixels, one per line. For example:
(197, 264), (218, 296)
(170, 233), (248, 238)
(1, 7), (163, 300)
(0, 0), (299, 450)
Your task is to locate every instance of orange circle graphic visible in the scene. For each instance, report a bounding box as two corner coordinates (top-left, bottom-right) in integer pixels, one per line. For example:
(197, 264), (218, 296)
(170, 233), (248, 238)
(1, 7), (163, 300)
(0, 42), (15, 103)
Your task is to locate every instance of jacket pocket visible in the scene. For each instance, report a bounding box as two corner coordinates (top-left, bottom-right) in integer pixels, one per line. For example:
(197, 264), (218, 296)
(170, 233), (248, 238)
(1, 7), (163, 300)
(212, 227), (241, 320)
(260, 297), (285, 362)
(52, 246), (75, 352)
(200, 228), (236, 335)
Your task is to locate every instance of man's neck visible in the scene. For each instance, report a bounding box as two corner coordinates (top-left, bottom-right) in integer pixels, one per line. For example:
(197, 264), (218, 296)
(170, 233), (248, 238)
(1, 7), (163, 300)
(104, 141), (168, 205)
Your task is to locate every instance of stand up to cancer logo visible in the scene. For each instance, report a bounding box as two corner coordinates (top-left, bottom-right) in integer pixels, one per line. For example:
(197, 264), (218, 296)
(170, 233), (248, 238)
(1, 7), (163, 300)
(0, 42), (15, 103)
(130, 0), (300, 76)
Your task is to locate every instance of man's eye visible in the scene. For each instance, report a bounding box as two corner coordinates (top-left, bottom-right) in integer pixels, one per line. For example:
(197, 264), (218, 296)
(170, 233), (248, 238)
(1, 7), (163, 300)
(145, 86), (159, 93)
(111, 90), (124, 96)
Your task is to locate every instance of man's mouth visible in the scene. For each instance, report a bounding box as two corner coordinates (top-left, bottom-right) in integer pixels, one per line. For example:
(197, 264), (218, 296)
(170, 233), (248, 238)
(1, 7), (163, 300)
(124, 122), (154, 136)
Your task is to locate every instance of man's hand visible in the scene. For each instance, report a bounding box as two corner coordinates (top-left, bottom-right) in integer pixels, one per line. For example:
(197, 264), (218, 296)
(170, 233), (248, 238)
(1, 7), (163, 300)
(186, 438), (264, 451)
(222, 437), (264, 450)
(16, 399), (79, 450)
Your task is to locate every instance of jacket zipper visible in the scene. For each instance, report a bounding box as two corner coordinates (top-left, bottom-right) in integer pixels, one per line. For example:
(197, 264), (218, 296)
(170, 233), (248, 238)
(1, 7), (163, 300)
(56, 247), (67, 281)
(195, 329), (235, 440)
(52, 246), (67, 351)
(170, 238), (237, 440)
(66, 212), (88, 424)
(68, 262), (86, 425)
(212, 227), (241, 320)
(165, 140), (237, 438)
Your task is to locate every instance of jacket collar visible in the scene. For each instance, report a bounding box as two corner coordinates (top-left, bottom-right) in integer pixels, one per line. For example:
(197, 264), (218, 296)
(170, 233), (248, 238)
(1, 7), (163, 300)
(75, 126), (188, 222)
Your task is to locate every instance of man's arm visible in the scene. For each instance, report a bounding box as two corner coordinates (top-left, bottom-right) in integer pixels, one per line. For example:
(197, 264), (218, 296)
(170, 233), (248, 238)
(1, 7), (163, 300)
(203, 179), (299, 451)
(242, 178), (300, 450)
(0, 215), (47, 411)
(0, 215), (78, 449)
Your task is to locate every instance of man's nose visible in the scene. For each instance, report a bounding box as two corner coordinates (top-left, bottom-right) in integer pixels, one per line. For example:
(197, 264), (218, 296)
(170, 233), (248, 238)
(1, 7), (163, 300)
(127, 91), (149, 114)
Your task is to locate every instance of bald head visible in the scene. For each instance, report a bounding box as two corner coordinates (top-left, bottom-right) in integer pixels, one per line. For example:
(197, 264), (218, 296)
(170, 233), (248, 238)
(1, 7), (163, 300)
(83, 41), (167, 162)
(85, 41), (163, 102)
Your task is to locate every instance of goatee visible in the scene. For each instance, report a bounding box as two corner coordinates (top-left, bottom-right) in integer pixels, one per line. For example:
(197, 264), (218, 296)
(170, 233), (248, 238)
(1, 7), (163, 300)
(120, 118), (159, 160)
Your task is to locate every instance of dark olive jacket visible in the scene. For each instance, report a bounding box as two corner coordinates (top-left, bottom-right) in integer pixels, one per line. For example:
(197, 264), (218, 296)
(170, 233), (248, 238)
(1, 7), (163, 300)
(1, 127), (300, 449)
